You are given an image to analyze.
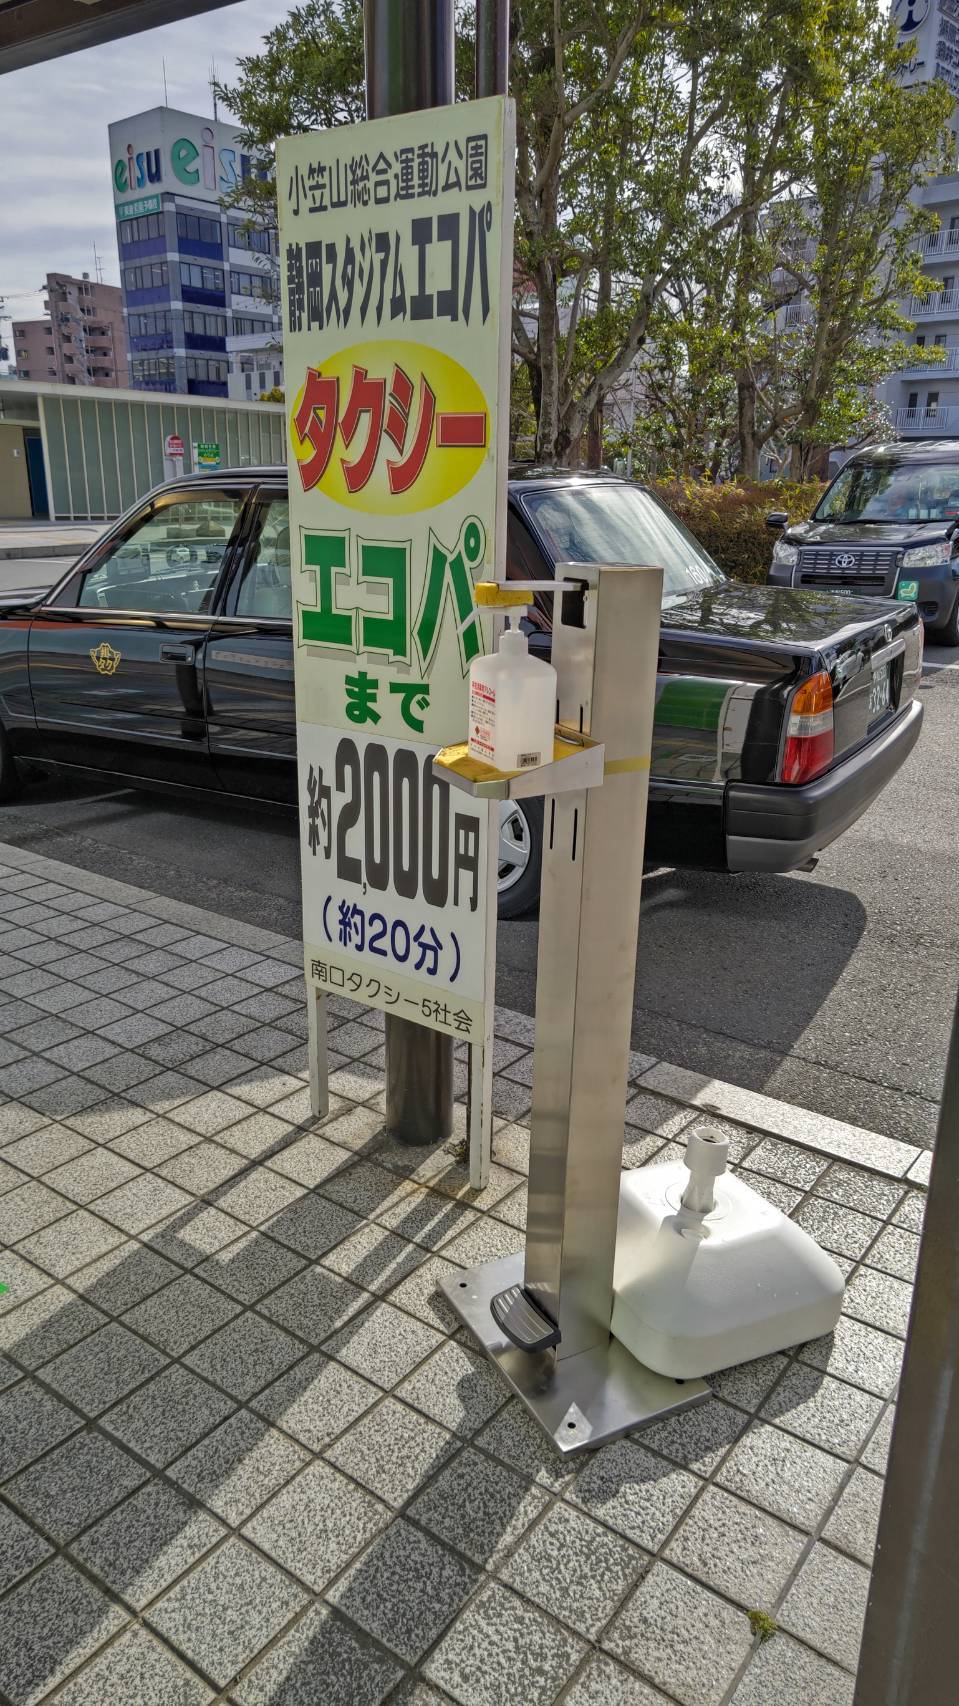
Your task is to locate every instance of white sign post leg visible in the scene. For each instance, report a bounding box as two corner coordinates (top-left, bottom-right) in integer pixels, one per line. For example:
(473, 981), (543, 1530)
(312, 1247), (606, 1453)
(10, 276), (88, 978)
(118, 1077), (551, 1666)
(307, 986), (329, 1120)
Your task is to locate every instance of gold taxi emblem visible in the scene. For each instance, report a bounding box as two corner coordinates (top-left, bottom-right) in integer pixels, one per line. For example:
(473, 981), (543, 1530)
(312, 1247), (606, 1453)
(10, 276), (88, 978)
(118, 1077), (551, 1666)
(90, 641), (121, 676)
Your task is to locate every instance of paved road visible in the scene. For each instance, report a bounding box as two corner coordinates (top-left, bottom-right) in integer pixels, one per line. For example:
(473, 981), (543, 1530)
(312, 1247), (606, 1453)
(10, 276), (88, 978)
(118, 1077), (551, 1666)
(0, 616), (955, 1146)
(0, 560), (70, 595)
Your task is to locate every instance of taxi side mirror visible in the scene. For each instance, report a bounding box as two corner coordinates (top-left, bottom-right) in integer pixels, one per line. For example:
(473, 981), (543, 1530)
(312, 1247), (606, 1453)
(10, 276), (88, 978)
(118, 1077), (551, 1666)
(765, 511), (789, 531)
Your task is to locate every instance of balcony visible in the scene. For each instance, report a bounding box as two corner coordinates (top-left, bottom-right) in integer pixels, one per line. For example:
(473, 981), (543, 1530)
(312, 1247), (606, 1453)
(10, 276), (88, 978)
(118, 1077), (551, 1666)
(782, 302), (812, 325)
(900, 347), (959, 375)
(921, 230), (959, 257)
(909, 290), (959, 317)
(896, 405), (959, 434)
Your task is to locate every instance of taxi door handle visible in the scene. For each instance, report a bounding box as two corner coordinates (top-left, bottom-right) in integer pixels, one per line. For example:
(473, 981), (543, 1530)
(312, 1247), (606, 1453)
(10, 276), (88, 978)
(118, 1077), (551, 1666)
(160, 643), (199, 663)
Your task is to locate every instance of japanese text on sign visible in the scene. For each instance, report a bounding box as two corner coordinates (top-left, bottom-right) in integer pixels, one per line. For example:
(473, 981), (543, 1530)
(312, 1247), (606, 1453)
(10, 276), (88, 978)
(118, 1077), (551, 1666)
(298, 728), (488, 1035)
(278, 96), (514, 1033)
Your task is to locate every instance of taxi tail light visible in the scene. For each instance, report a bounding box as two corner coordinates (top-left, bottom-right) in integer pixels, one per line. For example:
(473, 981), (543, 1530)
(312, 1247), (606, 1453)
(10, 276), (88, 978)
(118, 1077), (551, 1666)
(781, 670), (834, 784)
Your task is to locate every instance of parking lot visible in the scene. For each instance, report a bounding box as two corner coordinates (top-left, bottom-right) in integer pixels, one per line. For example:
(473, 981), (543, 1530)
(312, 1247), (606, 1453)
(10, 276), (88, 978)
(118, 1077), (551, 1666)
(0, 635), (955, 1152)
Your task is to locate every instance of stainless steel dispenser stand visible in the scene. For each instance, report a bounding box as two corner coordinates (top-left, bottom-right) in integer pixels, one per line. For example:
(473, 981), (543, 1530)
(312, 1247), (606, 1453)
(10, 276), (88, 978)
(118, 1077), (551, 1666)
(438, 563), (709, 1453)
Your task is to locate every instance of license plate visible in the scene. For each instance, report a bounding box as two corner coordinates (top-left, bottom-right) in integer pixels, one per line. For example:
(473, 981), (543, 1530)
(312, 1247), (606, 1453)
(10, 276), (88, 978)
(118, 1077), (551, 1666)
(868, 662), (891, 721)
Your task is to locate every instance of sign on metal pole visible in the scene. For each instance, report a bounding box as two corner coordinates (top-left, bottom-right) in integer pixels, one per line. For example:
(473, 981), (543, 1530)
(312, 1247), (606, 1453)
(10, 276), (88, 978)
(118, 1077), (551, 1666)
(163, 431), (185, 482)
(277, 96), (515, 1174)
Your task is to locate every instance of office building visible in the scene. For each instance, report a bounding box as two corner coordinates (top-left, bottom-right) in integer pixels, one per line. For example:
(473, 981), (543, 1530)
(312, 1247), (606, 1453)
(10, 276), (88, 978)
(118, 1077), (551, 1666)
(109, 105), (281, 399)
(12, 273), (127, 388)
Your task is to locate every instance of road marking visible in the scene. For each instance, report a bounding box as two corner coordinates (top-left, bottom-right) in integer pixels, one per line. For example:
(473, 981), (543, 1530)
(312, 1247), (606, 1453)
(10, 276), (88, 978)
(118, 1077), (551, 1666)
(923, 660), (959, 671)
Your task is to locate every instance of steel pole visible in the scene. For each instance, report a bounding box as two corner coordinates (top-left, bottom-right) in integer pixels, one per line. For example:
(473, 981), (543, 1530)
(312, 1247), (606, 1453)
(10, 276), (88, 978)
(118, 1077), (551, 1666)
(365, 0), (456, 1146)
(852, 997), (959, 1705)
(475, 0), (509, 97)
(363, 0), (454, 119)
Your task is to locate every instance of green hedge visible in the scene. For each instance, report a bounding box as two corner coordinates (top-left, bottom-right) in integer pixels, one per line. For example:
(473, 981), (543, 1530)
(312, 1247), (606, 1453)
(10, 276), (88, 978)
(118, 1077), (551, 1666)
(653, 478), (826, 582)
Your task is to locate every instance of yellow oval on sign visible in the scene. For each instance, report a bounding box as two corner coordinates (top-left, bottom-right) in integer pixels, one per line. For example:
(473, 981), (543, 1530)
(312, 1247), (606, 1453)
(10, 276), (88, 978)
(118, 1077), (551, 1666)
(290, 340), (489, 516)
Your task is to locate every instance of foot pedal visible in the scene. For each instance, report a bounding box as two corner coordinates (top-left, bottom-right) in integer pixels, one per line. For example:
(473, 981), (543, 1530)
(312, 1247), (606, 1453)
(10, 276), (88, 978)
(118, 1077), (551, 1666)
(490, 1284), (560, 1351)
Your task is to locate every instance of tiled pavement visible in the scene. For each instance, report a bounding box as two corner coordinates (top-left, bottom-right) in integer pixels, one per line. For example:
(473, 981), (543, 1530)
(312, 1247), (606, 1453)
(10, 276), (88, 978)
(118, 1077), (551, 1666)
(0, 841), (924, 1706)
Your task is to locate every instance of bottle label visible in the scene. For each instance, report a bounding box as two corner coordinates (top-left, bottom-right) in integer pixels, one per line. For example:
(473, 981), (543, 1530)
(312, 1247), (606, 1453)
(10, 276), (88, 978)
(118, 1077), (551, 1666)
(469, 678), (496, 759)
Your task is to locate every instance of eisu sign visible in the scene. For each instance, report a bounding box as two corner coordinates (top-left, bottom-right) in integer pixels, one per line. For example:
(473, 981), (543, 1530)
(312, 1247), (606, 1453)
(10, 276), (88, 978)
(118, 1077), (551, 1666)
(109, 107), (258, 210)
(112, 131), (253, 196)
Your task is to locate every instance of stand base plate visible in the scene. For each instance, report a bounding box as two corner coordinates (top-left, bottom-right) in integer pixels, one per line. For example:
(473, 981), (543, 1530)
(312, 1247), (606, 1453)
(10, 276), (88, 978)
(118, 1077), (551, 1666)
(442, 1253), (709, 1455)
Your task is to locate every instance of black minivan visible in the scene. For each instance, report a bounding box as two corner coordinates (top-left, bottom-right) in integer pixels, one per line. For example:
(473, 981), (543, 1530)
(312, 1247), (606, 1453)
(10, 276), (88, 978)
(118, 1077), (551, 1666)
(766, 439), (959, 643)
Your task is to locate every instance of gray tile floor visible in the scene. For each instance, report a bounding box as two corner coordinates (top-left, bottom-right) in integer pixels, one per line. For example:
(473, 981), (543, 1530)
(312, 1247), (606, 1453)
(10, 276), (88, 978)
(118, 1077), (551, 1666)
(0, 847), (921, 1705)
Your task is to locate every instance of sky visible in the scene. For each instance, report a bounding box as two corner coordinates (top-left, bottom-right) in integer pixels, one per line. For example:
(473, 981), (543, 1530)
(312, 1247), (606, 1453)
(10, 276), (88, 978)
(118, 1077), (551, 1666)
(0, 0), (279, 353)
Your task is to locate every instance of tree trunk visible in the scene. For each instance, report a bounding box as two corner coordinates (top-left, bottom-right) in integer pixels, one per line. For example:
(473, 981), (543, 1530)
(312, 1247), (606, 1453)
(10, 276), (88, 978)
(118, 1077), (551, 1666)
(586, 406), (603, 468)
(732, 148), (760, 482)
(585, 261), (613, 468)
(737, 379), (759, 480)
(535, 269), (561, 461)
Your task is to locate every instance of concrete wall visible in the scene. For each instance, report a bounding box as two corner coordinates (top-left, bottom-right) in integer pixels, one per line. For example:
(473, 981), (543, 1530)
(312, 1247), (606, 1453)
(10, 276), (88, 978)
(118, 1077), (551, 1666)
(0, 424), (32, 519)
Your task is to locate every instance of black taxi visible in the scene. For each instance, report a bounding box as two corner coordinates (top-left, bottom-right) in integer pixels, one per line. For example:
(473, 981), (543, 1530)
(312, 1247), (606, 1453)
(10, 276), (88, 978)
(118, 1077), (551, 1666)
(0, 468), (924, 918)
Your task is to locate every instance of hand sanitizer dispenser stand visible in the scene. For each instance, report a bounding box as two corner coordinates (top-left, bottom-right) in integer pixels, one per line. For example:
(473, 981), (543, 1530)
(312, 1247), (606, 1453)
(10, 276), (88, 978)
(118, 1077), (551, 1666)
(437, 564), (842, 1454)
(439, 564), (710, 1448)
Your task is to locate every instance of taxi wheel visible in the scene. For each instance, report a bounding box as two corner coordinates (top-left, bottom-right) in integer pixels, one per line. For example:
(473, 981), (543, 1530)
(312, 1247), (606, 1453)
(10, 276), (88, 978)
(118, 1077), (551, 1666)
(497, 798), (543, 920)
(935, 590), (959, 649)
(0, 723), (21, 802)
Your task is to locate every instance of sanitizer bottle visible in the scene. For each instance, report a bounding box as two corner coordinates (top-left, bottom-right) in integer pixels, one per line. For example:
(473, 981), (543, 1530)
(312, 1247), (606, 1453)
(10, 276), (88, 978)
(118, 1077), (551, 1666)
(468, 608), (557, 771)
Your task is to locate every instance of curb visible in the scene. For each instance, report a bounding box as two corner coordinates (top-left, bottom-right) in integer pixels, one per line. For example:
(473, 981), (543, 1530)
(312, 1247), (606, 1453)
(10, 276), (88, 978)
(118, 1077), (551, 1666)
(0, 543), (85, 560)
(0, 836), (929, 1191)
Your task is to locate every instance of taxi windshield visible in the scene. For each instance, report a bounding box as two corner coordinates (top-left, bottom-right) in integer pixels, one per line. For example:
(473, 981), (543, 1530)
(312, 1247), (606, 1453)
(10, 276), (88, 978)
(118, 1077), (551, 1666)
(521, 483), (725, 608)
(816, 460), (959, 524)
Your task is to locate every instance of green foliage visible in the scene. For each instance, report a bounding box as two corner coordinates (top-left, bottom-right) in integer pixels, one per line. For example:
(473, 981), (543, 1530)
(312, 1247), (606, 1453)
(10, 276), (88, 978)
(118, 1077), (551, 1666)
(509, 361), (537, 458)
(654, 477), (825, 581)
(214, 0), (474, 219)
(218, 0), (363, 139)
(215, 0), (954, 474)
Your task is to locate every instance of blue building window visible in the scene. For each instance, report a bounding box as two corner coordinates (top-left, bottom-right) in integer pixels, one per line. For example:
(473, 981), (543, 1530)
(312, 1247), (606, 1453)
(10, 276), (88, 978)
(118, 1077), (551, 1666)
(183, 310), (227, 352)
(120, 212), (164, 246)
(180, 261), (224, 291)
(177, 212), (222, 248)
(131, 354), (175, 389)
(124, 261), (169, 291)
(128, 310), (173, 353)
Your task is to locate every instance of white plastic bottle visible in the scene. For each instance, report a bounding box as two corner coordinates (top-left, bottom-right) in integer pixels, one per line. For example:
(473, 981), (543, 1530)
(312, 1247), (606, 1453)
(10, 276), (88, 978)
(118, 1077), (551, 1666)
(467, 611), (557, 771)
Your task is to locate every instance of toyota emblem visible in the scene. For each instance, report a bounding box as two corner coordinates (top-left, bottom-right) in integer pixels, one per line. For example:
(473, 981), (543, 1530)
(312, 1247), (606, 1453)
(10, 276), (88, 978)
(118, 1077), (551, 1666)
(884, 624), (893, 644)
(832, 552), (856, 569)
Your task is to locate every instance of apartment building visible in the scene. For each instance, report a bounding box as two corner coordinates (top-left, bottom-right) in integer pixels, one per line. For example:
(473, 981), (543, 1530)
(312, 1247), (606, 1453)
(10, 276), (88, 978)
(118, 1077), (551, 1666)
(879, 0), (959, 436)
(12, 273), (128, 388)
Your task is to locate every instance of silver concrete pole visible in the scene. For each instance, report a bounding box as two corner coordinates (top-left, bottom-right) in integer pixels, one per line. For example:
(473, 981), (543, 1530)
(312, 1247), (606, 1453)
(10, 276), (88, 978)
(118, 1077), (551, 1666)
(365, 0), (456, 1146)
(524, 565), (662, 1358)
(852, 998), (959, 1705)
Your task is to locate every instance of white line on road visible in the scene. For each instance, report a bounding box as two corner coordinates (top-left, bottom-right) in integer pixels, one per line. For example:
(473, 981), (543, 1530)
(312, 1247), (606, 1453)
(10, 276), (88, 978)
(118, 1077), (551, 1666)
(923, 660), (959, 671)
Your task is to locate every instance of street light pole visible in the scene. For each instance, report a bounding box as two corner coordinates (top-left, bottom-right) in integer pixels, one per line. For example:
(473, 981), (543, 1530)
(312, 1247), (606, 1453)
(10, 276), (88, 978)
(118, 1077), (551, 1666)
(365, 0), (456, 1146)
(852, 995), (959, 1704)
